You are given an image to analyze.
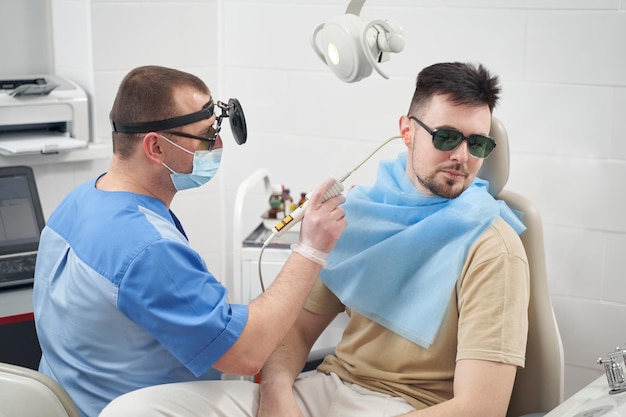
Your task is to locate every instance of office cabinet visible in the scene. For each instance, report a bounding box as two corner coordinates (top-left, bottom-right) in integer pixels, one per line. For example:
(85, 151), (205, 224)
(0, 286), (41, 370)
(238, 232), (348, 353)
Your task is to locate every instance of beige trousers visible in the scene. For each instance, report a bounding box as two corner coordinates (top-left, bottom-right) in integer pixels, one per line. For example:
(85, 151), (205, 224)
(99, 372), (415, 417)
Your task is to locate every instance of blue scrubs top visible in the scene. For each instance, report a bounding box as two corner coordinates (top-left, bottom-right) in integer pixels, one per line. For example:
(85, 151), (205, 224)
(33, 177), (247, 417)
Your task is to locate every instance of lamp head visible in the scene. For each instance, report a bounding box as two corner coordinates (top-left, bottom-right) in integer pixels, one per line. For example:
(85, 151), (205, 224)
(311, 6), (405, 83)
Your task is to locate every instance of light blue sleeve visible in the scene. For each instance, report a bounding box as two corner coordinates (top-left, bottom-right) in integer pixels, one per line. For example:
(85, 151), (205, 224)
(117, 238), (248, 377)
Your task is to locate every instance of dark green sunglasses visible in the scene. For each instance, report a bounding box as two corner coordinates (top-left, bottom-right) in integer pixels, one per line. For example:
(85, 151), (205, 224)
(409, 116), (496, 158)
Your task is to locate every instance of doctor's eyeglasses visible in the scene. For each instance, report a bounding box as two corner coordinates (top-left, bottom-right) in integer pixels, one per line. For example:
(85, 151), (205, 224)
(160, 127), (219, 151)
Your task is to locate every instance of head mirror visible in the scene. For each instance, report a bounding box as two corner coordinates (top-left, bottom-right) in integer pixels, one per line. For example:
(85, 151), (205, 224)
(216, 98), (247, 145)
(111, 98), (247, 146)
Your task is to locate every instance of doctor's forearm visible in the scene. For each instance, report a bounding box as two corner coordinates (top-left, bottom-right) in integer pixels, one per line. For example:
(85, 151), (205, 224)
(212, 254), (321, 375)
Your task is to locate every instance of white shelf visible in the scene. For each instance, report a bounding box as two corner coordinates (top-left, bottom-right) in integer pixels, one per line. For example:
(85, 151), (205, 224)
(0, 142), (112, 167)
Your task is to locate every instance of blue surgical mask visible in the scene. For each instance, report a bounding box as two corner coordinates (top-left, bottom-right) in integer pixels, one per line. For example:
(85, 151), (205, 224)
(161, 135), (222, 191)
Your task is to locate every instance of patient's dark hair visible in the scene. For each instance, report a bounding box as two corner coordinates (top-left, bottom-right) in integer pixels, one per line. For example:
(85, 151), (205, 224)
(110, 65), (210, 158)
(407, 62), (500, 118)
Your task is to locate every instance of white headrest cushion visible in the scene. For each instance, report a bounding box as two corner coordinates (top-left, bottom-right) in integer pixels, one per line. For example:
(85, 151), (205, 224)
(477, 116), (509, 196)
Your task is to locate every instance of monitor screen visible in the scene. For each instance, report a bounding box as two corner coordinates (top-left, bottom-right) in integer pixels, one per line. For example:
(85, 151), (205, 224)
(0, 166), (45, 256)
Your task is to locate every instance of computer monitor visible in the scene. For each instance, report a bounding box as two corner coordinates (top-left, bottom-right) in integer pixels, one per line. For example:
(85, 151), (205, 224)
(0, 166), (45, 257)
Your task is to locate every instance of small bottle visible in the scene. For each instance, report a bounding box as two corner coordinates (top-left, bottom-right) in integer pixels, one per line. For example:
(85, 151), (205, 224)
(298, 192), (307, 207)
(282, 187), (293, 215)
(268, 185), (284, 219)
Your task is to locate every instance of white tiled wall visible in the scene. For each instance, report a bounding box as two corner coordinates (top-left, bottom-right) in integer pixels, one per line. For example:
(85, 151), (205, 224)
(217, 1), (626, 397)
(3, 0), (626, 401)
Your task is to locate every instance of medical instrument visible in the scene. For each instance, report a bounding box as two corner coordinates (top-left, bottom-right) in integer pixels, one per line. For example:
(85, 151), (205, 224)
(258, 134), (402, 291)
(269, 180), (345, 239)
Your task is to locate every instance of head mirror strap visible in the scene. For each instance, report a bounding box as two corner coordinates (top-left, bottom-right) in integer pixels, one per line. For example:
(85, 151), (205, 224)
(111, 100), (214, 134)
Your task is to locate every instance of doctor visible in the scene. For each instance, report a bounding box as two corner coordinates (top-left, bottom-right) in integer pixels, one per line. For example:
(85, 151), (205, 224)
(32, 65), (346, 417)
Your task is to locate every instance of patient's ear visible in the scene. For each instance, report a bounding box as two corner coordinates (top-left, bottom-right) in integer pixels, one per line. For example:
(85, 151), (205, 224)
(398, 115), (412, 145)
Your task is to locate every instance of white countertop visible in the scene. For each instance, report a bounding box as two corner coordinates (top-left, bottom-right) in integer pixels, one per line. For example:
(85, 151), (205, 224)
(545, 375), (626, 417)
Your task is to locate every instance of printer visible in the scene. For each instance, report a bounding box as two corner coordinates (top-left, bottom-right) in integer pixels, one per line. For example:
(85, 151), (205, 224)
(0, 75), (90, 155)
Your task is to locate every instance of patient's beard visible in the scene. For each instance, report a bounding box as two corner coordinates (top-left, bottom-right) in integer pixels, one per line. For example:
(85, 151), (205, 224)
(418, 175), (466, 199)
(413, 163), (469, 199)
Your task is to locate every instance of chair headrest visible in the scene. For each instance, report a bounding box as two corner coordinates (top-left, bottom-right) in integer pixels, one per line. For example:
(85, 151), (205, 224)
(477, 116), (509, 196)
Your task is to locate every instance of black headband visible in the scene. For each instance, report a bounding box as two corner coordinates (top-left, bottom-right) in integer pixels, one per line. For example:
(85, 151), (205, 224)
(110, 99), (215, 134)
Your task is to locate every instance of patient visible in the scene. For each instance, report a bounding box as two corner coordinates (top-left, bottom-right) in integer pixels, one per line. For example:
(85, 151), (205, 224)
(99, 62), (530, 417)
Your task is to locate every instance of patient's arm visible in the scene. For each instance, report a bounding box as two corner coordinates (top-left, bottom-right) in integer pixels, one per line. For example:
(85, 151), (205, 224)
(398, 359), (517, 417)
(257, 308), (337, 417)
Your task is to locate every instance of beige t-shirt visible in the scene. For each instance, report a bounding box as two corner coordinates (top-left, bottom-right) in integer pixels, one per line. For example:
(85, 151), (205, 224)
(305, 217), (530, 410)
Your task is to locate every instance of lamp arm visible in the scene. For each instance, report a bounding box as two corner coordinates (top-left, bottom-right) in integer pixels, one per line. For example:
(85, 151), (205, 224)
(345, 0), (366, 15)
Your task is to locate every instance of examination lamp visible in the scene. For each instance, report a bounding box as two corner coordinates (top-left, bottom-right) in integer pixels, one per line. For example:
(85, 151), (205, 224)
(311, 0), (405, 83)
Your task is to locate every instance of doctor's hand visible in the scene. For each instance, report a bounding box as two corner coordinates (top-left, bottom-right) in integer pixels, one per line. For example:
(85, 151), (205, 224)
(298, 177), (347, 255)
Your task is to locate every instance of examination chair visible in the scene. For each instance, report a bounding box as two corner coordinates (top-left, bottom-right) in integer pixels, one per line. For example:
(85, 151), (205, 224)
(303, 118), (566, 417)
(478, 117), (565, 417)
(0, 361), (80, 417)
